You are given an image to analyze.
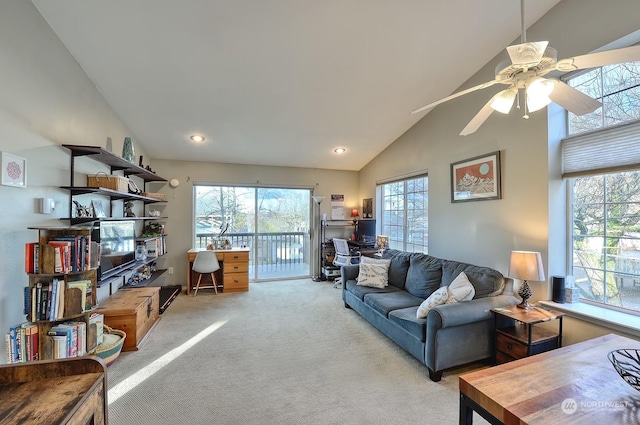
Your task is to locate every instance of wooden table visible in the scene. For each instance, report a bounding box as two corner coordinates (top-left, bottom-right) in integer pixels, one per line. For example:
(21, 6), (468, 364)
(460, 333), (640, 425)
(0, 356), (107, 424)
(187, 248), (250, 294)
(492, 306), (564, 364)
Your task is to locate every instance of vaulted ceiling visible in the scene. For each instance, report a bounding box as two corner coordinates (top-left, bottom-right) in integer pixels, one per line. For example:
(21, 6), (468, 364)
(32, 0), (562, 170)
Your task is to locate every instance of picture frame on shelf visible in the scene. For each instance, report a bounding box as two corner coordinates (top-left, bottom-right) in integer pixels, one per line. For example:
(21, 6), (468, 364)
(91, 200), (107, 218)
(1, 152), (27, 188)
(451, 151), (501, 203)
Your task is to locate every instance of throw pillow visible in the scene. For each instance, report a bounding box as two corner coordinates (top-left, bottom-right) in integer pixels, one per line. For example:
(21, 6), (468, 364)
(416, 286), (449, 319)
(446, 271), (476, 304)
(357, 263), (389, 288)
(361, 256), (392, 267)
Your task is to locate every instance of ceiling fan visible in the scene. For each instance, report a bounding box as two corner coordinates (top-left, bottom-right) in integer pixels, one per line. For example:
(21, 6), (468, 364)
(411, 0), (640, 136)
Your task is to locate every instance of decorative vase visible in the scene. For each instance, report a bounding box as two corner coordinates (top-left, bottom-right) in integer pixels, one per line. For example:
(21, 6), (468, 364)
(122, 137), (135, 163)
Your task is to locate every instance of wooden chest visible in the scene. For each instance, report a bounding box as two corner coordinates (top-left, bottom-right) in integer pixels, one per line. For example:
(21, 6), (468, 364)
(94, 287), (160, 352)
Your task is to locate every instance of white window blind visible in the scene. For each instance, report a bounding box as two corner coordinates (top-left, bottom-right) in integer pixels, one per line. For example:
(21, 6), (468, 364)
(562, 119), (640, 178)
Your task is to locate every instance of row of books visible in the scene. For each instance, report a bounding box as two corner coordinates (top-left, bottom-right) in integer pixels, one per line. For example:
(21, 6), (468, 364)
(5, 323), (38, 363)
(5, 314), (104, 363)
(24, 279), (93, 322)
(25, 235), (98, 274)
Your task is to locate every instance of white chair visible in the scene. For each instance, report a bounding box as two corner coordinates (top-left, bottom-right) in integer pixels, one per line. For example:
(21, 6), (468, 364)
(332, 238), (360, 267)
(192, 250), (221, 296)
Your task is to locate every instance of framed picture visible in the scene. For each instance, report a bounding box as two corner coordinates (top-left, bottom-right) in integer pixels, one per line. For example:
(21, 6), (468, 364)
(1, 152), (27, 188)
(362, 198), (373, 218)
(451, 151), (501, 203)
(91, 200), (107, 218)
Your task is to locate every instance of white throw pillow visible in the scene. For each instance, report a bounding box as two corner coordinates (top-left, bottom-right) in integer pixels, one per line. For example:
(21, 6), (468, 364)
(446, 272), (476, 304)
(416, 286), (449, 319)
(356, 263), (389, 288)
(360, 256), (392, 267)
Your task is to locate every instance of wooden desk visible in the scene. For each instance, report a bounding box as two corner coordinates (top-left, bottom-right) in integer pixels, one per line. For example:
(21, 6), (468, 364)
(0, 356), (108, 424)
(459, 333), (640, 425)
(187, 248), (250, 294)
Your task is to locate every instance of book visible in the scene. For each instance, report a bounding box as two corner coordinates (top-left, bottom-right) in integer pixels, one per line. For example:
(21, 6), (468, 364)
(5, 332), (11, 363)
(56, 279), (66, 319)
(24, 242), (38, 273)
(23, 286), (31, 316)
(89, 313), (104, 345)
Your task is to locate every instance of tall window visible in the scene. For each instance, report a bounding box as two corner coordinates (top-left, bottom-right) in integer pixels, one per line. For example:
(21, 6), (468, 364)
(379, 175), (428, 253)
(565, 56), (640, 312)
(194, 184), (311, 280)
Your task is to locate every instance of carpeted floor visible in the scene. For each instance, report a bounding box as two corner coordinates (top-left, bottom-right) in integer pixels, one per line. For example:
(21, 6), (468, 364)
(106, 279), (491, 425)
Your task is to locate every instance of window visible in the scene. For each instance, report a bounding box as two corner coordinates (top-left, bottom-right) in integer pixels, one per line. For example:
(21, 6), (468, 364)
(379, 175), (428, 253)
(565, 57), (640, 313)
(194, 184), (311, 280)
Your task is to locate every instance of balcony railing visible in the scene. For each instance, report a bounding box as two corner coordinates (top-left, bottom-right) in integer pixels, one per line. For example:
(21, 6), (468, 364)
(196, 231), (310, 279)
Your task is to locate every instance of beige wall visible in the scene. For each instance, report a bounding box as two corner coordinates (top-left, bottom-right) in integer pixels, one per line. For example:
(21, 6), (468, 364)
(361, 0), (640, 303)
(150, 159), (358, 285)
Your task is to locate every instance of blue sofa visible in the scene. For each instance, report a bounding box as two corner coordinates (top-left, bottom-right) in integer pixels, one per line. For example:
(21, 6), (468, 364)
(341, 249), (519, 381)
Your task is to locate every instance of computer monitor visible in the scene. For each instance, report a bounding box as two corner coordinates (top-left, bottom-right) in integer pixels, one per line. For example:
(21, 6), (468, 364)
(355, 219), (376, 244)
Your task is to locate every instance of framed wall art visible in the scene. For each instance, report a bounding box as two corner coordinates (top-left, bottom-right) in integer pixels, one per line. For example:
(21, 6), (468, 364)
(362, 198), (373, 218)
(1, 152), (27, 188)
(451, 151), (501, 203)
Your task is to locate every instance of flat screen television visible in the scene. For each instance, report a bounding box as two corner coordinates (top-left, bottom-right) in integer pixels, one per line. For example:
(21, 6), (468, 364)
(354, 219), (376, 245)
(92, 220), (136, 280)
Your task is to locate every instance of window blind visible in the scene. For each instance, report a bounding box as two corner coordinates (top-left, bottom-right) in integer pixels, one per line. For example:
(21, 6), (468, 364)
(561, 119), (640, 178)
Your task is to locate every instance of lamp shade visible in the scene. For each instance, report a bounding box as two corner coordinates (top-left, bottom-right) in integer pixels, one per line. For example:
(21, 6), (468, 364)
(509, 251), (546, 281)
(350, 208), (359, 218)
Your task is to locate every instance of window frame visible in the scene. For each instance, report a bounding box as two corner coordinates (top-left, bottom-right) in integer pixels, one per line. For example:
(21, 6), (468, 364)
(378, 174), (428, 253)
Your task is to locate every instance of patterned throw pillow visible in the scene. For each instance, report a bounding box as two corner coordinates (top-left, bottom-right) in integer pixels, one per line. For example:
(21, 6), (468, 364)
(446, 272), (476, 304)
(356, 263), (390, 288)
(416, 286), (449, 319)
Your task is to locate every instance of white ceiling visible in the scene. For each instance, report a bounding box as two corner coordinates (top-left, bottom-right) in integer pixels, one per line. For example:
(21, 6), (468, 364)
(32, 0), (562, 171)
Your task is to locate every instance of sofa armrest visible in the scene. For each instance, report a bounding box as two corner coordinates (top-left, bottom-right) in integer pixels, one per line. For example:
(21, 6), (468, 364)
(427, 295), (519, 330)
(341, 264), (359, 282)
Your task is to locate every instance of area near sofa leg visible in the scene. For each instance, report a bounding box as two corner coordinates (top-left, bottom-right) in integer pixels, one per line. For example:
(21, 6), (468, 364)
(344, 302), (351, 309)
(428, 368), (443, 382)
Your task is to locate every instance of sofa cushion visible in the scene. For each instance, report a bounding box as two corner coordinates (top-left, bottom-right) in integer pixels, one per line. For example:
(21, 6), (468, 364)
(382, 249), (412, 289)
(364, 291), (424, 317)
(416, 286), (449, 318)
(404, 254), (443, 299)
(441, 260), (505, 298)
(445, 272), (475, 303)
(357, 262), (390, 288)
(388, 307), (426, 342)
(345, 279), (401, 301)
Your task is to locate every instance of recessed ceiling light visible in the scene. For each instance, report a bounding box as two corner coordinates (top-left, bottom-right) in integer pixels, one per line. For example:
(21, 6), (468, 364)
(190, 135), (205, 142)
(334, 147), (346, 154)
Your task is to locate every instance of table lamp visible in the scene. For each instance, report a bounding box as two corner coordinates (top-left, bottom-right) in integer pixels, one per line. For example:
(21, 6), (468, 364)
(509, 250), (545, 310)
(350, 208), (359, 224)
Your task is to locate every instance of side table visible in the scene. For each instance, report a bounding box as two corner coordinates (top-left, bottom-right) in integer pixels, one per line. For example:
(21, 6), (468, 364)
(492, 305), (564, 364)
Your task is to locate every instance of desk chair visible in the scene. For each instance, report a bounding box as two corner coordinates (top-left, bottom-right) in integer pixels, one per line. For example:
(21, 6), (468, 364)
(192, 250), (221, 296)
(332, 238), (361, 288)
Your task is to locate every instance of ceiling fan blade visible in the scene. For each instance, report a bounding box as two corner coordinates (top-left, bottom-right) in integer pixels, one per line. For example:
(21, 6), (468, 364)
(548, 79), (602, 115)
(556, 45), (640, 72)
(460, 97), (496, 136)
(506, 41), (549, 68)
(411, 80), (499, 115)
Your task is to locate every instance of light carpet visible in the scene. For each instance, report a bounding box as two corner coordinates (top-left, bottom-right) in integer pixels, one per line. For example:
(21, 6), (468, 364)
(106, 279), (491, 425)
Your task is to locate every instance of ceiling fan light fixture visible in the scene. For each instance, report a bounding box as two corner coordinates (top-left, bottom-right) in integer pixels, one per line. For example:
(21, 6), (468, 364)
(490, 87), (518, 114)
(525, 77), (554, 113)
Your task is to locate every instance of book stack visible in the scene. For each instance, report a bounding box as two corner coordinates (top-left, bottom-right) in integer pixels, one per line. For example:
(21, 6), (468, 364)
(24, 279), (93, 322)
(5, 323), (39, 363)
(24, 234), (93, 275)
(48, 321), (87, 359)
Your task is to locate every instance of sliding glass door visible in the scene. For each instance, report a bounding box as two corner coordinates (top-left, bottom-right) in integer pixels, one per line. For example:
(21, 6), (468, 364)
(194, 184), (311, 280)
